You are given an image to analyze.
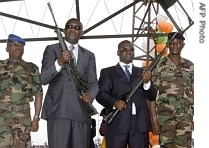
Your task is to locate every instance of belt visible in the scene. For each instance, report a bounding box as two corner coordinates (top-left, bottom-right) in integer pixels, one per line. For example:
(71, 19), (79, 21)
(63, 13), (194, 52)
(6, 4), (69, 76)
(0, 103), (30, 112)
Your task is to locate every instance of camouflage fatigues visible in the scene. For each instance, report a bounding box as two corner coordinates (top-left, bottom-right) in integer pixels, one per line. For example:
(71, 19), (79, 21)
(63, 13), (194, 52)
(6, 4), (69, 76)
(152, 56), (194, 148)
(0, 59), (43, 148)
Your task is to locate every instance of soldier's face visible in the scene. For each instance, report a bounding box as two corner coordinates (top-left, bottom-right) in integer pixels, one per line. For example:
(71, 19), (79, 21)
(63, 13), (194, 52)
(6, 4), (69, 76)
(168, 39), (185, 55)
(6, 42), (24, 60)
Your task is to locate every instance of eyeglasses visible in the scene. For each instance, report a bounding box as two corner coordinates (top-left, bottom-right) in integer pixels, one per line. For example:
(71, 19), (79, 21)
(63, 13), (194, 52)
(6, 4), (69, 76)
(119, 47), (134, 52)
(65, 24), (82, 30)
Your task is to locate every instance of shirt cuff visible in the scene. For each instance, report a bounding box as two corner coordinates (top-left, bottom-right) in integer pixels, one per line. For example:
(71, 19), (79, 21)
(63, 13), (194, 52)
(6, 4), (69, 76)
(55, 60), (62, 72)
(143, 80), (151, 90)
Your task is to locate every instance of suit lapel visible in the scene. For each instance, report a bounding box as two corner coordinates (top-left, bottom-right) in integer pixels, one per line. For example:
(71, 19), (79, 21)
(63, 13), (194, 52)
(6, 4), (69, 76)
(131, 66), (139, 78)
(76, 45), (87, 72)
(131, 66), (143, 83)
(114, 64), (130, 83)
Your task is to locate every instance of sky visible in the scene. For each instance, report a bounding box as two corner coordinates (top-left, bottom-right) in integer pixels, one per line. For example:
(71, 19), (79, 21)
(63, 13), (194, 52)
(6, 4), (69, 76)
(0, 0), (207, 146)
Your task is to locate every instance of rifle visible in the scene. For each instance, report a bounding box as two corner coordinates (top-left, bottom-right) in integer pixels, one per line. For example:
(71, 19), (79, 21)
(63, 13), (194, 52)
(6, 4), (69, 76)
(47, 2), (98, 117)
(105, 32), (178, 124)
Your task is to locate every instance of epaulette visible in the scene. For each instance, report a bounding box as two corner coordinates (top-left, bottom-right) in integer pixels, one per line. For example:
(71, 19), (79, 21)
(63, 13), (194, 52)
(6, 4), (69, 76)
(28, 62), (39, 71)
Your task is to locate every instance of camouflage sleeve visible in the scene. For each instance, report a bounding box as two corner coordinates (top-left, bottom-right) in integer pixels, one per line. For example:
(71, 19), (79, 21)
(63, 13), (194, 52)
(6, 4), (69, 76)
(29, 62), (43, 95)
(151, 62), (161, 89)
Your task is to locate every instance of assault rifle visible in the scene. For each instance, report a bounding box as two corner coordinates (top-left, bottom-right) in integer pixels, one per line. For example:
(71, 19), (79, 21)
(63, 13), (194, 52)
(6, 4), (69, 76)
(105, 32), (178, 124)
(47, 2), (98, 117)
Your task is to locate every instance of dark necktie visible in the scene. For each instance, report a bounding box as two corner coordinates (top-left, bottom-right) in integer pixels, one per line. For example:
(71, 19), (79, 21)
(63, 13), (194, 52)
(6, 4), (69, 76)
(124, 65), (131, 81)
(69, 45), (76, 65)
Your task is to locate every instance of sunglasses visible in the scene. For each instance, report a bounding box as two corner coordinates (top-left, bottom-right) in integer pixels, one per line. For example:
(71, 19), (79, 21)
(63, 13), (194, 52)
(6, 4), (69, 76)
(65, 25), (82, 30)
(119, 47), (134, 52)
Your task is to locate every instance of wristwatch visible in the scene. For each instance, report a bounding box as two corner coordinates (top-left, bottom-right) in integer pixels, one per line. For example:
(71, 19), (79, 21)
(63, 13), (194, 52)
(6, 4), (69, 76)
(33, 115), (40, 121)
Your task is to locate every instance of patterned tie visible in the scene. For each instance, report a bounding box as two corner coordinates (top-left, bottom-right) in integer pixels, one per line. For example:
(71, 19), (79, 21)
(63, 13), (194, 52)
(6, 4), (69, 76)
(124, 65), (131, 81)
(69, 45), (76, 65)
(69, 45), (75, 50)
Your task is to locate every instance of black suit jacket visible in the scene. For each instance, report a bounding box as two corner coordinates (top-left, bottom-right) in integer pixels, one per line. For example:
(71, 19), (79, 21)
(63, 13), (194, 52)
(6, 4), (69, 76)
(40, 43), (98, 123)
(96, 64), (157, 136)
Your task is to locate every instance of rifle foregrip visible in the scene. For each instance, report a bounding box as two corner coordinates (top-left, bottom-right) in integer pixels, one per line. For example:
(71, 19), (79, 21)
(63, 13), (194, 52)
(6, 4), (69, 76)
(107, 109), (120, 124)
(85, 102), (98, 117)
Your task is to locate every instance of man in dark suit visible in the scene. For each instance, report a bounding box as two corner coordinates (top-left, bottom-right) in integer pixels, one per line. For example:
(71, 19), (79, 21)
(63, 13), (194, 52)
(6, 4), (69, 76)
(96, 40), (157, 148)
(40, 18), (99, 148)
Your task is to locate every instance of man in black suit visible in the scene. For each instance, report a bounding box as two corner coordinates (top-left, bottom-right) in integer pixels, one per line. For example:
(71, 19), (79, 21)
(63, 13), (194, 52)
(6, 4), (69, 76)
(40, 18), (99, 148)
(96, 40), (157, 148)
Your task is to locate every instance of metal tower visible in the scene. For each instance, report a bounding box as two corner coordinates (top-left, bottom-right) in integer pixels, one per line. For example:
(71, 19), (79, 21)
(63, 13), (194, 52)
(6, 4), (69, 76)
(131, 0), (194, 65)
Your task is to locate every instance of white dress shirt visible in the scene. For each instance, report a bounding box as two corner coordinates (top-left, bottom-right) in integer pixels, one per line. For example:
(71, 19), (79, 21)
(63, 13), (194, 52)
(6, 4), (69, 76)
(118, 62), (151, 115)
(55, 42), (79, 71)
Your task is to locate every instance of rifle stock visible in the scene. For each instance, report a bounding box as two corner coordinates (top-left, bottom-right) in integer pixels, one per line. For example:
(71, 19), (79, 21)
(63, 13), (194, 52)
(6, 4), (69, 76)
(105, 32), (178, 124)
(47, 2), (98, 117)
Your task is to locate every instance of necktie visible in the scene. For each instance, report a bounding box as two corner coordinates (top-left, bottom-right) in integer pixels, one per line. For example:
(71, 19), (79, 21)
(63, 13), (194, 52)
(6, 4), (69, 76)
(69, 45), (75, 50)
(69, 45), (76, 65)
(124, 65), (131, 81)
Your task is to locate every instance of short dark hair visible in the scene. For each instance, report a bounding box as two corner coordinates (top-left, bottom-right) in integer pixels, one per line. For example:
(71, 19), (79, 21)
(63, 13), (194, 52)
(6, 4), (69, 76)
(118, 40), (132, 49)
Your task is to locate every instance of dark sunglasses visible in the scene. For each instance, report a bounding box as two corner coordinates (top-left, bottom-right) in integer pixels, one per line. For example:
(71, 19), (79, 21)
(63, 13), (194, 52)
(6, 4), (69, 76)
(119, 47), (134, 52)
(65, 25), (82, 30)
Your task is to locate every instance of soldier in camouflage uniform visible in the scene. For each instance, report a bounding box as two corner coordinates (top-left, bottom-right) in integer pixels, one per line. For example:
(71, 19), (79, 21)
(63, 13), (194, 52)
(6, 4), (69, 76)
(0, 34), (43, 148)
(150, 32), (194, 148)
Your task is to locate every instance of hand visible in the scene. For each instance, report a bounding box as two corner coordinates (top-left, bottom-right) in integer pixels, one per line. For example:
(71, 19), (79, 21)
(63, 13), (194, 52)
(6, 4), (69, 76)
(31, 119), (39, 132)
(99, 120), (106, 136)
(114, 100), (126, 111)
(80, 92), (92, 103)
(142, 70), (151, 84)
(57, 50), (73, 66)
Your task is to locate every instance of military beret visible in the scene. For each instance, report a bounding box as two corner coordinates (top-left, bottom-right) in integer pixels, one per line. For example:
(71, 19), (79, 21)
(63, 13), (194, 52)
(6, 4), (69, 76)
(168, 32), (185, 41)
(8, 34), (26, 46)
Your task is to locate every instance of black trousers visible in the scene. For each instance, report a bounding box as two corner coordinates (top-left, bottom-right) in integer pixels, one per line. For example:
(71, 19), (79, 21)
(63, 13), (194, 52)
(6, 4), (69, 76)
(106, 115), (149, 148)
